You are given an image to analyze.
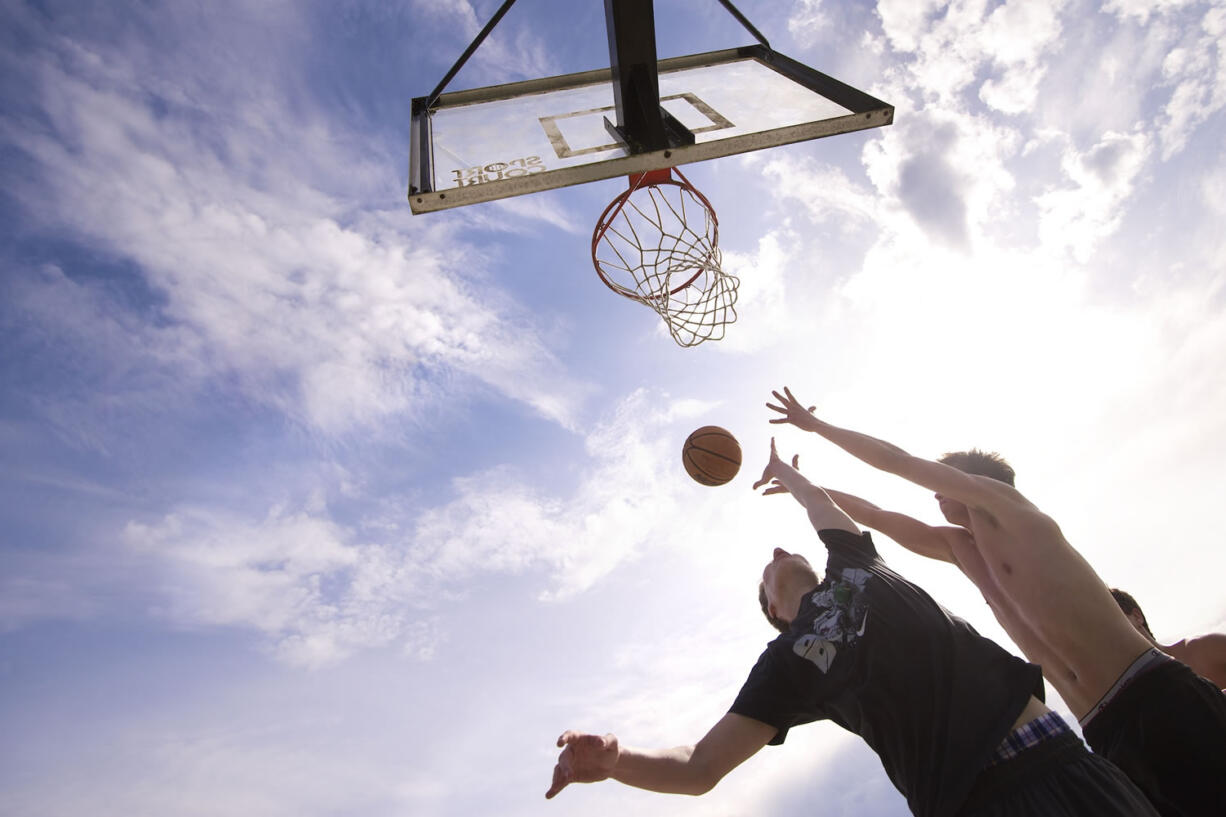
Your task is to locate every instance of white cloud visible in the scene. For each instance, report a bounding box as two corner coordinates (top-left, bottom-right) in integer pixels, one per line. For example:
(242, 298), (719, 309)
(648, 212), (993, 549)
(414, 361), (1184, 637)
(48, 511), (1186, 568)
(760, 156), (880, 227)
(978, 0), (1067, 69)
(788, 0), (830, 46)
(878, 0), (1068, 112)
(1103, 0), (1197, 25)
(109, 389), (715, 664)
(1035, 129), (1150, 263)
(1155, 5), (1226, 158)
(410, 388), (705, 600)
(875, 0), (947, 54)
(484, 194), (585, 234)
(124, 507), (399, 667)
(860, 108), (1021, 249)
(409, 0), (555, 85)
(712, 231), (798, 354)
(975, 0), (1068, 115)
(1, 4), (588, 436)
(1204, 161), (1226, 216)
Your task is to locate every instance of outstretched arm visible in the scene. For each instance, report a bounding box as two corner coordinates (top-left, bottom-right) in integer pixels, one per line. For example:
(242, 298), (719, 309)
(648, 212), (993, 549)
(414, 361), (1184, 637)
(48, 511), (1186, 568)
(766, 387), (1018, 511)
(752, 439), (858, 536)
(757, 447), (958, 564)
(545, 713), (775, 799)
(821, 488), (957, 564)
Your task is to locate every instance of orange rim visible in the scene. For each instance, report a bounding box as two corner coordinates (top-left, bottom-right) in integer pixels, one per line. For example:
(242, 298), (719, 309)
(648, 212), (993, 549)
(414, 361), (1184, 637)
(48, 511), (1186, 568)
(590, 167), (719, 303)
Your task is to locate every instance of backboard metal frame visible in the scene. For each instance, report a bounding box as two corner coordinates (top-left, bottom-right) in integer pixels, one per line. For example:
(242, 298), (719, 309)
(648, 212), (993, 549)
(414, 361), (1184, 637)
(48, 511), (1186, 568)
(408, 44), (893, 214)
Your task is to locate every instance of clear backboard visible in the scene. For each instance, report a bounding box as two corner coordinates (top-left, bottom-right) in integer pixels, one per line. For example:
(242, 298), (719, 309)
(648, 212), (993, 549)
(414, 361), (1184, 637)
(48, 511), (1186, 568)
(409, 45), (893, 214)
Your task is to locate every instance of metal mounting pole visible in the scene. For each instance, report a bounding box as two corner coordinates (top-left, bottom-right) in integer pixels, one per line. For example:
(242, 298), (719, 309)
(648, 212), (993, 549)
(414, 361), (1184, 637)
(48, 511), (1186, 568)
(715, 0), (772, 52)
(603, 0), (695, 154)
(424, 0), (520, 110)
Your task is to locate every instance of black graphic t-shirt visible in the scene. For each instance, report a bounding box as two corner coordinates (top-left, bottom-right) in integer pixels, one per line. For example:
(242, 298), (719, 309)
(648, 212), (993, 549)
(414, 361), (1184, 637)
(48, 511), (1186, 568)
(731, 530), (1042, 817)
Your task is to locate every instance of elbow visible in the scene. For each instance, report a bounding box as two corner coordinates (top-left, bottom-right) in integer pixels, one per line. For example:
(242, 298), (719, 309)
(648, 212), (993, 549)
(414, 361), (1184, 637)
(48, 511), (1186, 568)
(685, 763), (724, 796)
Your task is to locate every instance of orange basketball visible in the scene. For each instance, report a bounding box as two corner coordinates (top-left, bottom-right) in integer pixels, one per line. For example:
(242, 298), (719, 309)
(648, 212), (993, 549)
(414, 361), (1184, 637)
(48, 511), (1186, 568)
(682, 426), (742, 486)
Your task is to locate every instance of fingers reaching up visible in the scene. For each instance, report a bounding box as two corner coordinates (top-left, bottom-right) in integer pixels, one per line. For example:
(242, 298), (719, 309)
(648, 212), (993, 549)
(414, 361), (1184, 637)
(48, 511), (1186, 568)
(766, 387), (820, 433)
(753, 440), (803, 495)
(758, 454), (800, 495)
(751, 438), (781, 492)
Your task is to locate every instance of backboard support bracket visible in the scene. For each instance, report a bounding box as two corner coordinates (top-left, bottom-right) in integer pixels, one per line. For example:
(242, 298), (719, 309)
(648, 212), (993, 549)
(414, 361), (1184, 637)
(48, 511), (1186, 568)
(602, 106), (695, 155)
(605, 0), (694, 154)
(423, 0), (520, 111)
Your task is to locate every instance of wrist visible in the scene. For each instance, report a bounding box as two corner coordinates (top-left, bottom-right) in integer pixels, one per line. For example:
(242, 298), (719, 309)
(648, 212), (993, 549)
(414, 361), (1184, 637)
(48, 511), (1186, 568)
(608, 737), (625, 781)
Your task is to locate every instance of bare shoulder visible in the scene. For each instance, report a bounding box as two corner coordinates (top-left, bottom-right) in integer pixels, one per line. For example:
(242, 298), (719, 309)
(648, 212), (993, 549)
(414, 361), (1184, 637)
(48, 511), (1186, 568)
(971, 477), (1060, 530)
(969, 472), (1040, 508)
(1178, 634), (1226, 688)
(1185, 633), (1226, 658)
(936, 468), (1045, 519)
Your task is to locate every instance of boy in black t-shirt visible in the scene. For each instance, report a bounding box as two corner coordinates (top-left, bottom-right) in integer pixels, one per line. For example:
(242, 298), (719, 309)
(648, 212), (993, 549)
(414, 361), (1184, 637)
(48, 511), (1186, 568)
(545, 440), (1156, 817)
(763, 386), (1226, 817)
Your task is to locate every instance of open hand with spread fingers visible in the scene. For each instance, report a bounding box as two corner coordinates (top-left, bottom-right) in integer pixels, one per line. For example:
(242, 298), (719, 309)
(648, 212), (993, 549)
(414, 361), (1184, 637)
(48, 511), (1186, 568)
(766, 387), (822, 433)
(546, 731), (619, 799)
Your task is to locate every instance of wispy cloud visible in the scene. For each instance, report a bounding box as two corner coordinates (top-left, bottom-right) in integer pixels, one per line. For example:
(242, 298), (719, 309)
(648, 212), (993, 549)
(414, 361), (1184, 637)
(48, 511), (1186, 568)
(1103, 0), (1198, 25)
(409, 388), (708, 601)
(409, 0), (557, 86)
(104, 390), (710, 665)
(787, 0), (831, 46)
(1035, 129), (1150, 263)
(1, 2), (588, 439)
(875, 0), (1068, 111)
(0, 577), (97, 633)
(1153, 4), (1226, 158)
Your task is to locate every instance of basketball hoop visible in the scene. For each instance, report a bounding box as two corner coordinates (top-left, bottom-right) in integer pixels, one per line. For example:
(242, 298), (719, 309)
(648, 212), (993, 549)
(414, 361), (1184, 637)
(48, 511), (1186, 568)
(592, 167), (739, 347)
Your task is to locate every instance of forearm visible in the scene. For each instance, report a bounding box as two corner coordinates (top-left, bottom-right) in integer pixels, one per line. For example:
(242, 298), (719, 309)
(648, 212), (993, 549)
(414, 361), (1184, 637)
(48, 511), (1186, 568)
(821, 488), (882, 527)
(822, 487), (957, 563)
(611, 745), (712, 796)
(805, 419), (914, 474)
(772, 465), (857, 535)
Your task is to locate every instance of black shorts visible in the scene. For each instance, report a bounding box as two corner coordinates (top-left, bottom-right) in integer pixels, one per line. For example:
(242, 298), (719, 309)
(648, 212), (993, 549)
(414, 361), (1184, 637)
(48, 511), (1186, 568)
(956, 730), (1157, 816)
(1082, 657), (1226, 817)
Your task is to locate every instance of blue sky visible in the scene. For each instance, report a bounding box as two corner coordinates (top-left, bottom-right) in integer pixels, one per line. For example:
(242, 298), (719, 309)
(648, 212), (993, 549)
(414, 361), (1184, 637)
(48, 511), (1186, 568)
(2, 1), (1225, 815)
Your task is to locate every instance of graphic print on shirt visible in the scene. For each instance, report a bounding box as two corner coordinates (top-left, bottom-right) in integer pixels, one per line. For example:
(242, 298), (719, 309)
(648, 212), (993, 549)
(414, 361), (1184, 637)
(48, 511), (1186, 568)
(793, 567), (871, 673)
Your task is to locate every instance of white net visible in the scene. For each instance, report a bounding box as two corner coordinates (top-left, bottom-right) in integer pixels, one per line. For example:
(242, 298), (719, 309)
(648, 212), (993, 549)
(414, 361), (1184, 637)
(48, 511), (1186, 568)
(592, 170), (739, 347)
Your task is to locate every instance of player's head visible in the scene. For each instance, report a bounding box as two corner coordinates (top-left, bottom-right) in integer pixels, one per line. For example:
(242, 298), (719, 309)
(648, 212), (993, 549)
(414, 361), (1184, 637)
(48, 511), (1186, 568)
(934, 449), (1015, 525)
(938, 449), (1016, 485)
(758, 547), (818, 633)
(1110, 588), (1155, 642)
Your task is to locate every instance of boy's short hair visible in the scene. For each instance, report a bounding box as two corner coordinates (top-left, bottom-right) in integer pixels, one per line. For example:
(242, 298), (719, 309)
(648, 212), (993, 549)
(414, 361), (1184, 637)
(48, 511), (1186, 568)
(759, 581), (789, 634)
(1110, 588), (1153, 638)
(938, 449), (1016, 486)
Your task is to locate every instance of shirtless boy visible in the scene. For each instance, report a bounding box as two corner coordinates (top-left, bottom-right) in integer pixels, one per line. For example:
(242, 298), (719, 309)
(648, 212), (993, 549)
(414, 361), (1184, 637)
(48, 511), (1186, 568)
(545, 441), (1155, 817)
(763, 386), (1226, 817)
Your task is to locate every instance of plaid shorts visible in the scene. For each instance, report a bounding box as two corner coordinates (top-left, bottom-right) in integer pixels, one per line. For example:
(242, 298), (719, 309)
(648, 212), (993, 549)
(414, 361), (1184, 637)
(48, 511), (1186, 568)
(987, 710), (1071, 767)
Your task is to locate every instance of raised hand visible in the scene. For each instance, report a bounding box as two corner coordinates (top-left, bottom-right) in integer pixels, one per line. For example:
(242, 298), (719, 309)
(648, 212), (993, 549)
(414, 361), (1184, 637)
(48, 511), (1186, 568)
(753, 442), (800, 496)
(546, 731), (619, 800)
(752, 438), (802, 495)
(766, 387), (821, 433)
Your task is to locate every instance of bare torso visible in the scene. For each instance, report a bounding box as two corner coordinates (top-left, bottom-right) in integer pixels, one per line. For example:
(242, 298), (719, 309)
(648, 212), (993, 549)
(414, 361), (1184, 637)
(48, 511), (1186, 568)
(1010, 695), (1050, 731)
(942, 495), (1151, 718)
